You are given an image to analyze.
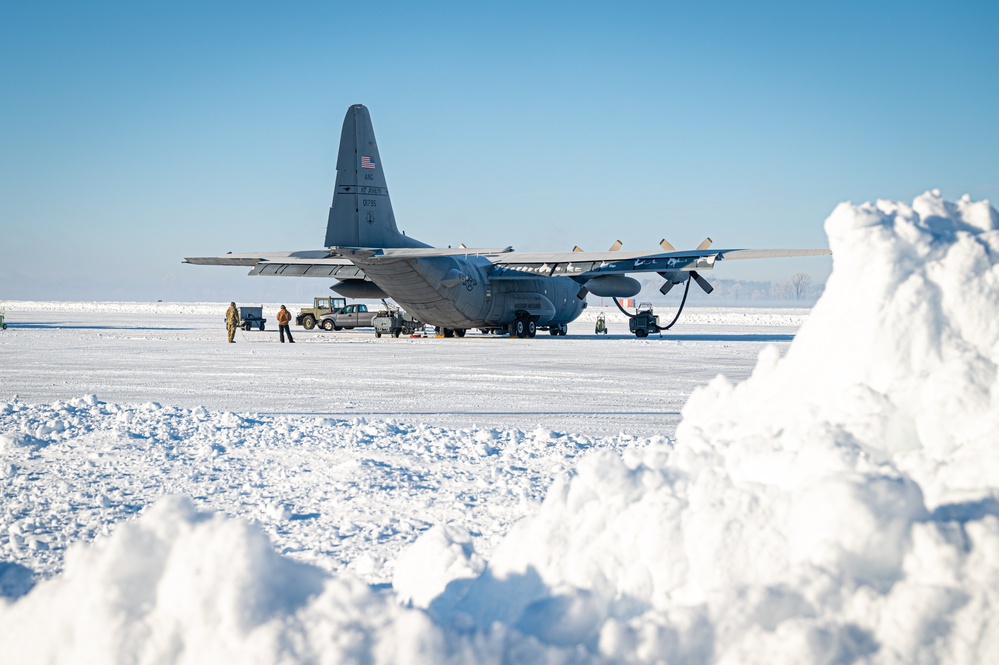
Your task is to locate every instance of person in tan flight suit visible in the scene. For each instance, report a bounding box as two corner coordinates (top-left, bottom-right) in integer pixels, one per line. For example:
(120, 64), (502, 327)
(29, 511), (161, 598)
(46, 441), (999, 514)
(225, 302), (239, 343)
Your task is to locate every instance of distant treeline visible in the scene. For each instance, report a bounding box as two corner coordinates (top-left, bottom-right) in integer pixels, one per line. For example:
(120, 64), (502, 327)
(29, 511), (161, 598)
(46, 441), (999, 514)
(590, 273), (824, 307)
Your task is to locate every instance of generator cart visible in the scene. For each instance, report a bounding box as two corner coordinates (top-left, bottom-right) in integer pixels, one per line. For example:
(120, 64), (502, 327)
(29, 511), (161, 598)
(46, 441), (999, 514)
(239, 306), (266, 331)
(372, 309), (424, 338)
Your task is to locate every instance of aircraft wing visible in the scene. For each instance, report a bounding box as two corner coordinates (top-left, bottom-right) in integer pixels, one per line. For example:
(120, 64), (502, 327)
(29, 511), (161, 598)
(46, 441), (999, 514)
(183, 250), (367, 279)
(182, 246), (516, 281)
(490, 248), (831, 278)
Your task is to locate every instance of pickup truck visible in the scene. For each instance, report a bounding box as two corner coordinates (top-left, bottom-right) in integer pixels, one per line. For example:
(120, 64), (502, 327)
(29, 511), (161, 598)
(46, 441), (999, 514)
(296, 296), (347, 330)
(317, 304), (377, 331)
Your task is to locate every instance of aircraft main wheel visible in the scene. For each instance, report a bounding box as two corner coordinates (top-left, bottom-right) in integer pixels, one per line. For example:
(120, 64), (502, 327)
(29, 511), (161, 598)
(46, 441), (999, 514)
(302, 316), (316, 330)
(527, 321), (536, 338)
(515, 319), (527, 338)
(443, 328), (455, 338)
(455, 328), (466, 338)
(321, 319), (334, 331)
(549, 328), (559, 336)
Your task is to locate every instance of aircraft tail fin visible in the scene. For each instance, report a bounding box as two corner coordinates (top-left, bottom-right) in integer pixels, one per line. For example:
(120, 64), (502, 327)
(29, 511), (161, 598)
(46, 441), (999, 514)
(324, 105), (425, 249)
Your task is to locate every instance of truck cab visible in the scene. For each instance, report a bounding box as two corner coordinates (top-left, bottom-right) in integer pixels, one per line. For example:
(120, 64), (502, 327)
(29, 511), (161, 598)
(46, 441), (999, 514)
(296, 297), (347, 329)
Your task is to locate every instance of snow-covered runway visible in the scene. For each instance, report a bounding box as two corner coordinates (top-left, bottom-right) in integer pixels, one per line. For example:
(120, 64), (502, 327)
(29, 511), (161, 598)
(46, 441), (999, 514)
(2, 303), (804, 436)
(1, 303), (801, 584)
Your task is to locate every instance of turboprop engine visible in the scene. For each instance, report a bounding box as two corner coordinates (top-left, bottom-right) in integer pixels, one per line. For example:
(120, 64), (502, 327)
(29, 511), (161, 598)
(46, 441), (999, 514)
(331, 280), (389, 299)
(584, 274), (642, 298)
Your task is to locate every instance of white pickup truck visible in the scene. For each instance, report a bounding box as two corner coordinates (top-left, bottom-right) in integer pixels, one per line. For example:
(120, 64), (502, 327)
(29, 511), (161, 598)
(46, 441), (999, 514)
(317, 304), (378, 331)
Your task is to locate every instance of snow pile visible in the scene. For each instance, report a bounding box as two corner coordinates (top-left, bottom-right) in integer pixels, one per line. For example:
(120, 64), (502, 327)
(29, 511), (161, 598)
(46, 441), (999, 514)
(0, 497), (476, 664)
(438, 191), (999, 662)
(0, 396), (602, 580)
(2, 191), (998, 663)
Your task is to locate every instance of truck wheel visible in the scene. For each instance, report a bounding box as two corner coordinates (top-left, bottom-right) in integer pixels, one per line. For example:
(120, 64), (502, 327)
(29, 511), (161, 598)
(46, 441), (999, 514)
(636, 329), (648, 338)
(393, 330), (401, 338)
(321, 319), (334, 331)
(302, 315), (316, 330)
(259, 322), (265, 331)
(375, 330), (382, 338)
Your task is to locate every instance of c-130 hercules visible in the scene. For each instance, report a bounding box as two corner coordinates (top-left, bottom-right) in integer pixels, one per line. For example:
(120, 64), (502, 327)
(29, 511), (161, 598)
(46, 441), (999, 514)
(186, 104), (829, 337)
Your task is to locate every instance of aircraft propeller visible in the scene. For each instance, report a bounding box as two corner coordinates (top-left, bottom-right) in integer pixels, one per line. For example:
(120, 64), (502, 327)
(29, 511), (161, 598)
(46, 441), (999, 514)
(658, 237), (714, 295)
(572, 240), (623, 252)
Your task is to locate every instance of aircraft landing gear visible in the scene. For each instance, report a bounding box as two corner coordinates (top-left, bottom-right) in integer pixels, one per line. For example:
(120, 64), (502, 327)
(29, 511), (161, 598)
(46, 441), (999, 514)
(513, 315), (536, 338)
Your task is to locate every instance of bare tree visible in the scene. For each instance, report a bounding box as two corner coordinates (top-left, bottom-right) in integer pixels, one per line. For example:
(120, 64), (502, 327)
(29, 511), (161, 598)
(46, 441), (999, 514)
(789, 272), (813, 300)
(770, 280), (792, 300)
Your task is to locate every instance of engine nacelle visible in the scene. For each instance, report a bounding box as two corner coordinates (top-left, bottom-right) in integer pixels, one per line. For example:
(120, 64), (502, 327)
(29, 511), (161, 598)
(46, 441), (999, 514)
(330, 280), (389, 299)
(584, 275), (642, 298)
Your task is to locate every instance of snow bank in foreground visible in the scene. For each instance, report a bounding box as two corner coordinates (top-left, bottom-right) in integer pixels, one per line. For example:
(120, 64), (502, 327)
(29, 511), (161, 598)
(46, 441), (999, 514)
(0, 497), (485, 664)
(449, 191), (999, 662)
(2, 191), (998, 663)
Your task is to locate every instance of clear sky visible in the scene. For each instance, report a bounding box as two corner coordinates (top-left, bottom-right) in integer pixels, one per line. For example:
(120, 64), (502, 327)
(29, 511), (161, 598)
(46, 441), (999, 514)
(2, 1), (997, 302)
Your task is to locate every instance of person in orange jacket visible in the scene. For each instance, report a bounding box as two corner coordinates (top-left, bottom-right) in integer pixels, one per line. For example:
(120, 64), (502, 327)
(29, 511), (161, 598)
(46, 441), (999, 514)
(276, 305), (294, 343)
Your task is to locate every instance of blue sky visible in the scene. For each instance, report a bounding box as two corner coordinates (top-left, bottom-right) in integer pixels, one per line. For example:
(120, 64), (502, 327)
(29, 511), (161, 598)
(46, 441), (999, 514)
(2, 1), (997, 301)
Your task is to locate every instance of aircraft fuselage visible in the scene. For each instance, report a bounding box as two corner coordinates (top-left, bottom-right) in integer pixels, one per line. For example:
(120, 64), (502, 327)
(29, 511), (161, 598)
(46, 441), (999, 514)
(350, 254), (587, 330)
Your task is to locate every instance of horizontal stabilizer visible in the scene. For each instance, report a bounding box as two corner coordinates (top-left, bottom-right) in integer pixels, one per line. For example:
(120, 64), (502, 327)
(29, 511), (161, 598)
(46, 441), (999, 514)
(184, 249), (341, 267)
(184, 256), (260, 267)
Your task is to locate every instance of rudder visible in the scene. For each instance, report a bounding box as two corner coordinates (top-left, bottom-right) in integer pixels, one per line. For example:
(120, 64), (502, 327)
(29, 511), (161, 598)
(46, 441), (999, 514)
(324, 104), (424, 249)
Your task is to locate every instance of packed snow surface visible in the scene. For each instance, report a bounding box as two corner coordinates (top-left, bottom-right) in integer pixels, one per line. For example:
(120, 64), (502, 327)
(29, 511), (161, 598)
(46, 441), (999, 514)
(1, 190), (998, 663)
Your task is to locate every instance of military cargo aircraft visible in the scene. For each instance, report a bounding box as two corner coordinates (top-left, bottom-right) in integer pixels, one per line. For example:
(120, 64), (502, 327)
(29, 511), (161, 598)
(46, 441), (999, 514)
(186, 104), (829, 337)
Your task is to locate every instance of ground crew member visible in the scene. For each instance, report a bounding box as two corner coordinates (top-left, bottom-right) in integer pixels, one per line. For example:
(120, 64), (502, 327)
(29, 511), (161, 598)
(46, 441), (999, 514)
(277, 305), (294, 343)
(225, 302), (239, 343)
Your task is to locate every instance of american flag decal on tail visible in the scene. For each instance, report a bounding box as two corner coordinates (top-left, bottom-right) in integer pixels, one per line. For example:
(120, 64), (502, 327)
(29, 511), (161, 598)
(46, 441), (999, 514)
(361, 155), (376, 169)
